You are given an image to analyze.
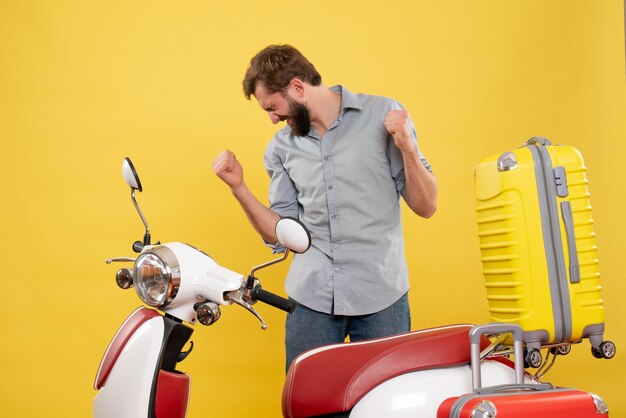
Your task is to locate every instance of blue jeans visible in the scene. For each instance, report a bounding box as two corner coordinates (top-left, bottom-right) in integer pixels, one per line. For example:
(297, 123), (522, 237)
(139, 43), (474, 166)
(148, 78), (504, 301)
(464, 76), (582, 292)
(285, 292), (410, 371)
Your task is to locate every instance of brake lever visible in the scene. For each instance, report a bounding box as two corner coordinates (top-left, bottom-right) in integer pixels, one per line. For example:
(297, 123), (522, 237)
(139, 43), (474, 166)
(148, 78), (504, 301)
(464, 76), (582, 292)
(105, 257), (136, 264)
(227, 290), (267, 330)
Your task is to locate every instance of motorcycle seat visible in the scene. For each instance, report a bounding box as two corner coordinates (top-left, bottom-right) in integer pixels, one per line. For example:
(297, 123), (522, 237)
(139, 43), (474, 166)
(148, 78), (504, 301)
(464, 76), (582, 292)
(282, 323), (485, 418)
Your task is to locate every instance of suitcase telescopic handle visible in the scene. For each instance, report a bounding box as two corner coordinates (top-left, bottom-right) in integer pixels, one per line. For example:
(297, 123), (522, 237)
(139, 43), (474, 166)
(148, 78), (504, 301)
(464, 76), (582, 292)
(469, 324), (525, 391)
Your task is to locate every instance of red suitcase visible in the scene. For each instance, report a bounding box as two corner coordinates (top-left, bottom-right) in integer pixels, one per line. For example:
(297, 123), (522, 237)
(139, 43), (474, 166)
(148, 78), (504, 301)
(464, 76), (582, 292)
(437, 324), (609, 418)
(438, 386), (608, 418)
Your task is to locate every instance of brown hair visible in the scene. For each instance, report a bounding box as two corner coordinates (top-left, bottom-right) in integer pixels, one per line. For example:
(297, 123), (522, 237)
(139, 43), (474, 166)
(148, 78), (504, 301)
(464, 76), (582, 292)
(242, 44), (322, 99)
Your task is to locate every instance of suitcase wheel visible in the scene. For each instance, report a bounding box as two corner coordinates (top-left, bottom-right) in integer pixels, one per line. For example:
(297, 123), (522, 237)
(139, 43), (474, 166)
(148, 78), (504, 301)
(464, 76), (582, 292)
(549, 344), (571, 356)
(591, 341), (616, 359)
(524, 348), (543, 368)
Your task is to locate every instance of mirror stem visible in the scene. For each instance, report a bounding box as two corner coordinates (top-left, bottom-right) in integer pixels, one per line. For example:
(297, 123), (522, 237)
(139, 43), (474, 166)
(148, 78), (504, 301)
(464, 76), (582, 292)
(130, 189), (151, 244)
(248, 249), (290, 280)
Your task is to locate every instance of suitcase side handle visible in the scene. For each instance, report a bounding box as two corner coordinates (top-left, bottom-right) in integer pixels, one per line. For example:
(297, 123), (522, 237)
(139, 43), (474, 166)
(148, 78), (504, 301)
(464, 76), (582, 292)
(524, 136), (552, 146)
(469, 324), (525, 390)
(560, 201), (581, 284)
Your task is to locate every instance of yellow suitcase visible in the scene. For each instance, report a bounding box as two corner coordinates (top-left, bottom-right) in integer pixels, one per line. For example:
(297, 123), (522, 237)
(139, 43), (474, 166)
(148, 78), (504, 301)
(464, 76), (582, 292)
(474, 137), (615, 367)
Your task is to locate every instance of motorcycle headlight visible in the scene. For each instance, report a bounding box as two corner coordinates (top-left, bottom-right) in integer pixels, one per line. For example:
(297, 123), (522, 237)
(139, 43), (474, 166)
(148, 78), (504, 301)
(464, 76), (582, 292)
(133, 246), (180, 308)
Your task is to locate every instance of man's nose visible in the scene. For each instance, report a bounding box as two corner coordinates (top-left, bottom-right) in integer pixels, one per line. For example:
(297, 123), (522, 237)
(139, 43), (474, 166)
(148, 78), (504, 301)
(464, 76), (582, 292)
(269, 112), (280, 124)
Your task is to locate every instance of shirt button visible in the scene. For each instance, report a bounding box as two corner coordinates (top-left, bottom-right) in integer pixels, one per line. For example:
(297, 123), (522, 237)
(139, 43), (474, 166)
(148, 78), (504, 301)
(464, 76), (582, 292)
(333, 243), (339, 249)
(328, 185), (333, 190)
(323, 156), (329, 161)
(331, 214), (337, 219)
(334, 268), (340, 273)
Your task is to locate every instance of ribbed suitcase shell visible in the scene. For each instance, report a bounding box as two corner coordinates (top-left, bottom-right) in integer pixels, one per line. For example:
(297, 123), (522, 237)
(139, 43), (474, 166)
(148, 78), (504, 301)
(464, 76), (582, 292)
(474, 139), (605, 348)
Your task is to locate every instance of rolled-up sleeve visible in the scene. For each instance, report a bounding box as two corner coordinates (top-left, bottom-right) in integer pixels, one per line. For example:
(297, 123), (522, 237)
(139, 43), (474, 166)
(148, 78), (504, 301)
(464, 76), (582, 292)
(263, 141), (299, 252)
(386, 101), (432, 196)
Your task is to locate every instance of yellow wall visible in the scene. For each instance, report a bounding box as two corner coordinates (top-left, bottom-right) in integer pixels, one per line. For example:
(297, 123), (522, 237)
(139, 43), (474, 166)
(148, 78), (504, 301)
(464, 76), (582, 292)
(1, 1), (624, 416)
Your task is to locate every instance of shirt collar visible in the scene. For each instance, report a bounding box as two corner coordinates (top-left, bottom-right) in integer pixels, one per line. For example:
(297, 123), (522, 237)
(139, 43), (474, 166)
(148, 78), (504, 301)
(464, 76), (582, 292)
(331, 85), (363, 114)
(279, 85), (362, 137)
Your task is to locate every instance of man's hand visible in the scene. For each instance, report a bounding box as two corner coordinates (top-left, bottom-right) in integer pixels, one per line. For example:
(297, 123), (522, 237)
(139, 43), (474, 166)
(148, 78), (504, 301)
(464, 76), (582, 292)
(385, 109), (437, 218)
(212, 150), (243, 190)
(384, 110), (414, 151)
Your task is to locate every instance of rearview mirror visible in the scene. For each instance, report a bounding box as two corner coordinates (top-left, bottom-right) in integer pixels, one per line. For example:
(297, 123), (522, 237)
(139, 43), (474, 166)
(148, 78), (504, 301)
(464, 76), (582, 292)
(121, 157), (151, 250)
(275, 217), (311, 254)
(122, 157), (142, 192)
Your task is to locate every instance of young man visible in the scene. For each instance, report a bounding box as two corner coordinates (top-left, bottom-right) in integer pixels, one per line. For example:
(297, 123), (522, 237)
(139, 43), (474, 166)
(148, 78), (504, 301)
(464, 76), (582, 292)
(213, 44), (437, 370)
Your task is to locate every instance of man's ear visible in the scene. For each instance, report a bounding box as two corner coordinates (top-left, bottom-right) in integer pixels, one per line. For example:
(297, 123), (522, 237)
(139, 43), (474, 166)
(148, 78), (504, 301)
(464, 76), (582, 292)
(288, 78), (306, 99)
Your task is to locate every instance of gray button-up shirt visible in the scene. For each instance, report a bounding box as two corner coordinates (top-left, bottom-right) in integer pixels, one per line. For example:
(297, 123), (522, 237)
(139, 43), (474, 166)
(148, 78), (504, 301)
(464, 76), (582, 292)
(264, 85), (432, 315)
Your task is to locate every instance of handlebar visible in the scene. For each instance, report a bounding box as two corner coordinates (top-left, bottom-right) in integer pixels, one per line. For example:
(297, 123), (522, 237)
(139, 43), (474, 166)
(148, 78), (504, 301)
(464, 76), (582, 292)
(251, 285), (296, 313)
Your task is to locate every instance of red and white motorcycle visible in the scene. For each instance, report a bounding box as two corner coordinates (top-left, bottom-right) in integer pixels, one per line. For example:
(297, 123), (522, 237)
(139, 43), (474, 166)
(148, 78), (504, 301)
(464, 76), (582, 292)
(94, 158), (609, 418)
(94, 158), (309, 417)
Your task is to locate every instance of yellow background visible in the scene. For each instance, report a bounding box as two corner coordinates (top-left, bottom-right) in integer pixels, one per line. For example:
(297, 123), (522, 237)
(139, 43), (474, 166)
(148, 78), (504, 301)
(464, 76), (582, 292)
(1, 1), (624, 417)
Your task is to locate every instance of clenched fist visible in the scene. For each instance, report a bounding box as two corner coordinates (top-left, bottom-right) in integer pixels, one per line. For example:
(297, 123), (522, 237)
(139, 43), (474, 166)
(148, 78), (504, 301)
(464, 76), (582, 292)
(384, 110), (413, 151)
(212, 150), (244, 189)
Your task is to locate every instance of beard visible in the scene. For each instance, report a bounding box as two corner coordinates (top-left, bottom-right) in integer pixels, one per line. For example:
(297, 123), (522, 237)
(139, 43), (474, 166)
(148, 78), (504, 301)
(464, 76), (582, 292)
(286, 97), (312, 137)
